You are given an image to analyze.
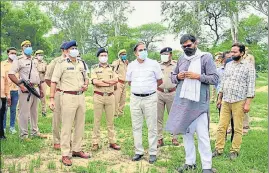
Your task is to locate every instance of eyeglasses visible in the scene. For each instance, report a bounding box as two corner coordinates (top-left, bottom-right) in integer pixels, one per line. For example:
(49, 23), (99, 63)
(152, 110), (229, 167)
(182, 43), (193, 49)
(138, 48), (147, 52)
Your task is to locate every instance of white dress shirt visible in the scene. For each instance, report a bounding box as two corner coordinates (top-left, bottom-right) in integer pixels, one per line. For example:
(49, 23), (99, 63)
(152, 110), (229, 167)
(126, 58), (163, 94)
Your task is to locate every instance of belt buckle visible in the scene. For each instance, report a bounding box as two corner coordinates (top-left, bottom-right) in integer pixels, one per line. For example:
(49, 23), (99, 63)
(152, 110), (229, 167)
(77, 91), (83, 95)
(103, 92), (108, 96)
(164, 88), (169, 93)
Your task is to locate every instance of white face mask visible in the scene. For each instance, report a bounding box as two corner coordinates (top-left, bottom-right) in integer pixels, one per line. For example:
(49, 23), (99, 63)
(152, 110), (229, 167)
(161, 55), (169, 62)
(37, 56), (43, 61)
(99, 56), (108, 63)
(69, 49), (79, 58)
(9, 54), (17, 61)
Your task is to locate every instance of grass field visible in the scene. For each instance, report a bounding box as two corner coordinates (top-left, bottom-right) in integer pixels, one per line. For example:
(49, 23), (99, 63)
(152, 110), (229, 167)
(1, 73), (268, 173)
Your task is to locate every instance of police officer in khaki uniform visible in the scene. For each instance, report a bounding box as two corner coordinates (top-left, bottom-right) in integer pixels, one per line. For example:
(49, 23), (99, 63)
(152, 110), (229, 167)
(157, 47), (180, 147)
(91, 48), (121, 151)
(45, 42), (67, 150)
(112, 49), (128, 117)
(8, 40), (47, 141)
(50, 40), (90, 166)
(35, 50), (48, 117)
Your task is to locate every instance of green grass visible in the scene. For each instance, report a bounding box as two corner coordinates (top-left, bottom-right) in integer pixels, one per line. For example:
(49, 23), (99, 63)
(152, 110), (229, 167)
(2, 72), (268, 172)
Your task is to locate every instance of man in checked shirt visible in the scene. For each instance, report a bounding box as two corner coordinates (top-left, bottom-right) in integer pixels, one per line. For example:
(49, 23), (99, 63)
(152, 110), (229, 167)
(213, 43), (256, 160)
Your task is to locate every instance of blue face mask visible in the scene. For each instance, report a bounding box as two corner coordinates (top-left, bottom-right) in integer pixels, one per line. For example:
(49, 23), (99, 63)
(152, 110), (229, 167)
(121, 55), (127, 60)
(138, 50), (148, 60)
(24, 47), (33, 55)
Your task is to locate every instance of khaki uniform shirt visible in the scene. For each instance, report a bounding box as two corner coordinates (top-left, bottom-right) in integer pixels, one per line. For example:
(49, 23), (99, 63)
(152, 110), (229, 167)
(90, 64), (118, 93)
(3, 60), (19, 91)
(9, 55), (40, 85)
(45, 56), (64, 88)
(51, 58), (88, 91)
(36, 59), (47, 81)
(243, 54), (255, 66)
(159, 60), (177, 89)
(111, 59), (128, 81)
(1, 62), (10, 98)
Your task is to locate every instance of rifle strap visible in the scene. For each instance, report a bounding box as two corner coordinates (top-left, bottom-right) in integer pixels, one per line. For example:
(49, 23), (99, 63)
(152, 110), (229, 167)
(28, 59), (33, 81)
(81, 60), (87, 82)
(116, 60), (120, 72)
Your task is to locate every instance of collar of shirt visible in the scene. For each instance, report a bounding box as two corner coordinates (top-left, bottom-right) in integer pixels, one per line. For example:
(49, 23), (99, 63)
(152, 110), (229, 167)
(99, 63), (110, 68)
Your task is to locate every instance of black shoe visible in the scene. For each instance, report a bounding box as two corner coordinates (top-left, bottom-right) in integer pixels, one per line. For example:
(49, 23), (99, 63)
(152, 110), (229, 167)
(176, 164), (197, 173)
(149, 155), (157, 164)
(132, 154), (144, 161)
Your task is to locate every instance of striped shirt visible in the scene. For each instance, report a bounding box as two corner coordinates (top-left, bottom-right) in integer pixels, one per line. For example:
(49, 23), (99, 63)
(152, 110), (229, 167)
(219, 59), (255, 103)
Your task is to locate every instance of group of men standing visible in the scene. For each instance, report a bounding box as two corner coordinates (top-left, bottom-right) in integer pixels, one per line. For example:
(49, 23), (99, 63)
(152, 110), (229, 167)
(0, 34), (255, 173)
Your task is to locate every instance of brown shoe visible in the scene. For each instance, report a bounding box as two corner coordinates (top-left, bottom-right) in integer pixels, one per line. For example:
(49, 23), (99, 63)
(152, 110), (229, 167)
(54, 144), (61, 150)
(243, 127), (249, 135)
(109, 143), (121, 150)
(72, 151), (90, 159)
(157, 138), (164, 148)
(92, 144), (99, 151)
(172, 138), (180, 146)
(62, 156), (72, 166)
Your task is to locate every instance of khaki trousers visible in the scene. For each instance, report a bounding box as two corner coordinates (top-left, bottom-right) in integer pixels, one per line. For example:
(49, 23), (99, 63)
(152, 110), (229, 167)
(114, 82), (127, 116)
(18, 90), (39, 138)
(53, 91), (61, 144)
(40, 82), (47, 113)
(92, 94), (116, 144)
(157, 91), (178, 140)
(215, 100), (245, 153)
(60, 93), (85, 156)
(130, 93), (158, 155)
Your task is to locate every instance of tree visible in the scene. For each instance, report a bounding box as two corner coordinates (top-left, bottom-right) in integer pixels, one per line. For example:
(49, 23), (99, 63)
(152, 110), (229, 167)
(1, 1), (53, 58)
(131, 23), (167, 50)
(161, 1), (203, 38)
(248, 1), (268, 17)
(42, 1), (94, 55)
(93, 1), (134, 37)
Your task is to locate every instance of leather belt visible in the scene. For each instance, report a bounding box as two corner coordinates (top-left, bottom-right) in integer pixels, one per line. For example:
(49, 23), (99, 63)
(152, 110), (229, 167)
(94, 91), (113, 96)
(57, 89), (84, 95)
(157, 87), (176, 93)
(133, 92), (156, 97)
(118, 79), (125, 84)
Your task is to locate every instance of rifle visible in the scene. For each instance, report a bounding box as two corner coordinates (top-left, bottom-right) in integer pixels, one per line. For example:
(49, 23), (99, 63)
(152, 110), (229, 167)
(18, 79), (41, 101)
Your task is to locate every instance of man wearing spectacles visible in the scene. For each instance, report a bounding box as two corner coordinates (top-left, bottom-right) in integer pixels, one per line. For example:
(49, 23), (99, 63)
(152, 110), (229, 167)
(166, 34), (218, 173)
(126, 42), (163, 164)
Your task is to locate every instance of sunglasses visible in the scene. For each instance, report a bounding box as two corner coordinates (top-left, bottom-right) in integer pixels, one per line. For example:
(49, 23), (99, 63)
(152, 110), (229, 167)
(138, 48), (147, 52)
(182, 43), (193, 49)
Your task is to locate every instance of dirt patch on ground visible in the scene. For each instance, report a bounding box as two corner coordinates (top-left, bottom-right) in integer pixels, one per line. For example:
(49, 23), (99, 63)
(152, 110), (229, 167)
(256, 86), (268, 92)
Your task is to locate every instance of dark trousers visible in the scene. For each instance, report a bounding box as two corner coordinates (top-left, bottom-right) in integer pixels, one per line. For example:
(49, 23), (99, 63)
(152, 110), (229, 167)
(0, 98), (7, 137)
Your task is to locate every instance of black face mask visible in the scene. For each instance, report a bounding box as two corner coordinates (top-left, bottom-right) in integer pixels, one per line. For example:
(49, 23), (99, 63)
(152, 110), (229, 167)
(183, 47), (197, 56)
(232, 56), (241, 61)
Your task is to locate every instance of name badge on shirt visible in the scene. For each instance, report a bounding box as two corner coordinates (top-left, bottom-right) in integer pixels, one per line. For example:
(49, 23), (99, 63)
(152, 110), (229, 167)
(25, 63), (30, 66)
(96, 71), (102, 74)
(67, 67), (75, 70)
